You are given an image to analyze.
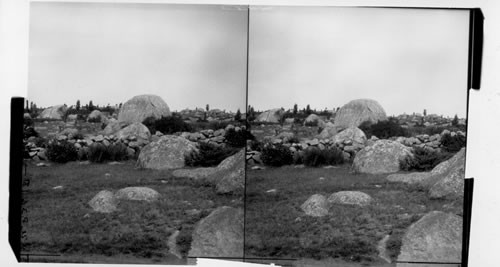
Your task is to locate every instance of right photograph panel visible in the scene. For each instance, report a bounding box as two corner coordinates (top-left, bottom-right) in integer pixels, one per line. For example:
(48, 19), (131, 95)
(245, 6), (469, 267)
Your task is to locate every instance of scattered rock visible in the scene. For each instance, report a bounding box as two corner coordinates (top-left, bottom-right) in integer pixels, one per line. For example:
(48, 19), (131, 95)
(137, 135), (198, 170)
(39, 105), (68, 120)
(353, 140), (412, 174)
(88, 190), (118, 213)
(301, 194), (329, 217)
(52, 186), (63, 190)
(115, 187), (160, 202)
(327, 191), (373, 206)
(188, 206), (244, 259)
(397, 211), (462, 266)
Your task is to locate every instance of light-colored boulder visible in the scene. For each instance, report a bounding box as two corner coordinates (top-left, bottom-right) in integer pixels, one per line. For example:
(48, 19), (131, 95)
(353, 140), (412, 174)
(301, 194), (329, 217)
(334, 99), (387, 128)
(255, 108), (284, 123)
(397, 211), (462, 267)
(118, 94), (171, 124)
(88, 190), (118, 213)
(115, 187), (160, 202)
(39, 105), (67, 120)
(115, 122), (151, 141)
(304, 114), (323, 126)
(327, 191), (373, 206)
(188, 206), (244, 259)
(215, 150), (245, 194)
(332, 127), (367, 146)
(137, 135), (198, 170)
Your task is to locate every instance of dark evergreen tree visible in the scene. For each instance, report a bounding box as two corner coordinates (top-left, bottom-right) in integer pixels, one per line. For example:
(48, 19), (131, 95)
(235, 109), (241, 121)
(293, 104), (298, 115)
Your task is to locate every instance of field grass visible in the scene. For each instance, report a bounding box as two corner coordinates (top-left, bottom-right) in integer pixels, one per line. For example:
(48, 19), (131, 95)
(244, 165), (461, 266)
(21, 160), (242, 264)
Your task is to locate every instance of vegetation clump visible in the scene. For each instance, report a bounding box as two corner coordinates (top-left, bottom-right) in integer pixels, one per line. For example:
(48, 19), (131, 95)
(88, 143), (129, 163)
(142, 115), (192, 135)
(261, 143), (293, 167)
(224, 128), (254, 148)
(399, 147), (452, 171)
(359, 119), (407, 139)
(302, 146), (345, 167)
(440, 133), (466, 153)
(185, 142), (239, 167)
(46, 140), (78, 163)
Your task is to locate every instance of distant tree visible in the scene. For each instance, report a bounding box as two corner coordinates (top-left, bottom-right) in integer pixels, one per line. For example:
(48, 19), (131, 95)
(306, 104), (311, 115)
(235, 109), (241, 121)
(206, 104), (210, 112)
(89, 100), (94, 111)
(25, 100), (29, 113)
(293, 104), (298, 115)
(119, 103), (122, 109)
(30, 101), (34, 112)
(423, 109), (427, 117)
(452, 114), (459, 126)
(76, 100), (81, 111)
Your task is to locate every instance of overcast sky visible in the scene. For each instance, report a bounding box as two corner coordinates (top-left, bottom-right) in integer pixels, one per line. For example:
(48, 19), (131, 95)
(28, 2), (247, 112)
(248, 6), (469, 118)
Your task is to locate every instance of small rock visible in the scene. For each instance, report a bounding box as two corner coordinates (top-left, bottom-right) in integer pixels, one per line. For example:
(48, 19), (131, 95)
(266, 189), (277, 193)
(52, 185), (63, 190)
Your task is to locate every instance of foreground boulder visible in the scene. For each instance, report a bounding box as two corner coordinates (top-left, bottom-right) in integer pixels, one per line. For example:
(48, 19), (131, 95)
(39, 105), (67, 120)
(334, 99), (387, 128)
(387, 148), (465, 199)
(115, 122), (151, 140)
(88, 190), (118, 213)
(115, 187), (160, 202)
(214, 150), (245, 194)
(188, 206), (244, 258)
(327, 191), (372, 206)
(254, 108), (284, 123)
(353, 140), (412, 174)
(118, 94), (171, 124)
(301, 194), (329, 217)
(137, 135), (198, 170)
(397, 211), (462, 266)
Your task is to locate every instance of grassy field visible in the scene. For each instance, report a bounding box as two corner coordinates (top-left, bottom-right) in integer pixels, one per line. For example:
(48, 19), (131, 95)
(244, 164), (461, 266)
(21, 160), (242, 264)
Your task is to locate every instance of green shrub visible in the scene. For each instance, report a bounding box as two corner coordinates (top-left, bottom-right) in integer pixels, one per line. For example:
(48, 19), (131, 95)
(399, 147), (453, 171)
(249, 140), (264, 152)
(24, 117), (34, 127)
(304, 120), (319, 127)
(88, 143), (129, 163)
(23, 126), (39, 139)
(46, 140), (78, 163)
(87, 116), (102, 123)
(185, 142), (239, 167)
(224, 128), (254, 148)
(261, 144), (293, 167)
(142, 116), (192, 135)
(302, 147), (344, 167)
(33, 137), (48, 148)
(440, 133), (466, 153)
(359, 119), (407, 139)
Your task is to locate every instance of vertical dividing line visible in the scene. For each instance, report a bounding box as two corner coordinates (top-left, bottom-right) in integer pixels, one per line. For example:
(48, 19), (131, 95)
(243, 5), (250, 263)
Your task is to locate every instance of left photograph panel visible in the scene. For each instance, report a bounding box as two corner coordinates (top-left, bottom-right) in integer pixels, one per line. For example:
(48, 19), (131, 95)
(22, 2), (248, 264)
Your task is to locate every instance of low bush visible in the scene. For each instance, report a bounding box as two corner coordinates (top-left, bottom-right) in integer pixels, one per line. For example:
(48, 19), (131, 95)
(399, 147), (453, 171)
(249, 140), (264, 152)
(440, 133), (466, 153)
(33, 137), (48, 148)
(143, 116), (192, 135)
(359, 119), (407, 139)
(261, 143), (293, 167)
(302, 146), (344, 167)
(87, 116), (102, 123)
(224, 128), (254, 148)
(23, 126), (39, 139)
(304, 120), (319, 127)
(46, 140), (78, 163)
(185, 142), (239, 167)
(88, 143), (129, 163)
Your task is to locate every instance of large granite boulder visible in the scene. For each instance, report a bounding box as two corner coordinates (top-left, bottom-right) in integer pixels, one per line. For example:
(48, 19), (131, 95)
(214, 150), (245, 194)
(137, 135), (198, 170)
(255, 108), (284, 123)
(304, 114), (324, 126)
(301, 194), (329, 217)
(115, 187), (160, 202)
(115, 122), (151, 140)
(353, 140), (412, 174)
(317, 122), (339, 139)
(88, 190), (118, 213)
(188, 206), (244, 259)
(396, 211), (462, 267)
(334, 99), (387, 128)
(102, 119), (124, 135)
(118, 94), (171, 124)
(39, 105), (67, 120)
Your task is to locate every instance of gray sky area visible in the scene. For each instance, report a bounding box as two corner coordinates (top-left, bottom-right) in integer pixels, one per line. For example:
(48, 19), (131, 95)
(28, 3), (247, 112)
(248, 7), (469, 118)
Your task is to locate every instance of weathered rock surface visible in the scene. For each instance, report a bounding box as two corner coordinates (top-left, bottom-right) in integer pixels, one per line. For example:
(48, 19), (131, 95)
(332, 127), (367, 145)
(188, 206), (244, 258)
(317, 122), (339, 139)
(118, 94), (171, 124)
(396, 211), (462, 267)
(88, 110), (106, 122)
(353, 140), (412, 174)
(327, 191), (373, 206)
(301, 194), (329, 217)
(39, 105), (67, 120)
(88, 190), (118, 213)
(334, 99), (387, 128)
(137, 135), (198, 170)
(115, 122), (151, 140)
(255, 108), (284, 123)
(304, 114), (323, 126)
(215, 150), (245, 194)
(115, 187), (160, 202)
